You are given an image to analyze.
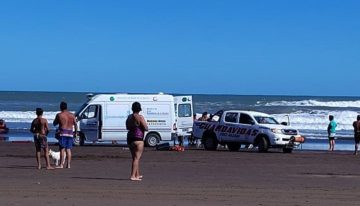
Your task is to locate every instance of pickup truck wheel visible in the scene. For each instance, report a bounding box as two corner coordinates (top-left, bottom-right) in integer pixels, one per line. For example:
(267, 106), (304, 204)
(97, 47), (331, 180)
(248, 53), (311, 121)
(283, 148), (293, 153)
(145, 133), (160, 147)
(227, 143), (241, 151)
(203, 135), (218, 151)
(257, 136), (269, 153)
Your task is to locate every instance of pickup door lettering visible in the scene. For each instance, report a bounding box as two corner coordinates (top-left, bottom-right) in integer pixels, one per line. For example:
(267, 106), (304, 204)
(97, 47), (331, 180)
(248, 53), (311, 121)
(196, 122), (258, 137)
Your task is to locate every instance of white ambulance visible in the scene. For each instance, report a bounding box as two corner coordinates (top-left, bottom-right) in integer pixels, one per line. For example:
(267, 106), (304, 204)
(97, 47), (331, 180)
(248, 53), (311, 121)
(74, 93), (193, 147)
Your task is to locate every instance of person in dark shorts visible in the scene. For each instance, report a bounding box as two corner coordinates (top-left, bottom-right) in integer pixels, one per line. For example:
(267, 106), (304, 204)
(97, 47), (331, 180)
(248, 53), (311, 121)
(352, 115), (360, 155)
(0, 119), (9, 134)
(126, 102), (148, 181)
(53, 101), (77, 169)
(327, 115), (337, 151)
(30, 108), (53, 170)
(188, 114), (197, 145)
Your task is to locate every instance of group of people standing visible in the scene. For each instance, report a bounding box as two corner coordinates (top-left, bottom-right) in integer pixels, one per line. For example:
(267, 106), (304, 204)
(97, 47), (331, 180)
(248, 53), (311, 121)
(327, 115), (360, 155)
(30, 101), (76, 170)
(29, 101), (148, 182)
(187, 112), (209, 145)
(27, 101), (360, 180)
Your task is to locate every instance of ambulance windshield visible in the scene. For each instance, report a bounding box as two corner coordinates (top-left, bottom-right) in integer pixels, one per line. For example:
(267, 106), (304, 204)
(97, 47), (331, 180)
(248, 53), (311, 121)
(75, 103), (88, 117)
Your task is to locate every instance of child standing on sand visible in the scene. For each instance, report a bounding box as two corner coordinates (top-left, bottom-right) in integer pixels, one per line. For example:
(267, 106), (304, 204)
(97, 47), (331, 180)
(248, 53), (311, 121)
(327, 115), (337, 151)
(30, 108), (53, 170)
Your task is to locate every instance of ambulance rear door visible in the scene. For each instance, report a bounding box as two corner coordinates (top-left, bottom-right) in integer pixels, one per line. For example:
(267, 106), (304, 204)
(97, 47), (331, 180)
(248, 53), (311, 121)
(174, 96), (193, 136)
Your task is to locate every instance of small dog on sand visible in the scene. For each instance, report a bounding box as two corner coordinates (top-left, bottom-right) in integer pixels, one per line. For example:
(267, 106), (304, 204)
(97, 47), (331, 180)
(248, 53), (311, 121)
(48, 149), (66, 166)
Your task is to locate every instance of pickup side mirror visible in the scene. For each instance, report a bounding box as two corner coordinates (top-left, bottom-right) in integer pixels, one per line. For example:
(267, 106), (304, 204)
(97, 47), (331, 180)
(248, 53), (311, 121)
(281, 122), (288, 126)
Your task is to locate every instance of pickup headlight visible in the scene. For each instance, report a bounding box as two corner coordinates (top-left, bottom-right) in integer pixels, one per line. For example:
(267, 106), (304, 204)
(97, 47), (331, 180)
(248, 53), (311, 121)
(271, 128), (283, 134)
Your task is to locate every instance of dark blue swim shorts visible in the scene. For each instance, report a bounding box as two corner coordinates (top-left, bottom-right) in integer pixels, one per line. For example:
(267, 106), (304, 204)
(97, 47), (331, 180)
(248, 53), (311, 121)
(59, 136), (73, 149)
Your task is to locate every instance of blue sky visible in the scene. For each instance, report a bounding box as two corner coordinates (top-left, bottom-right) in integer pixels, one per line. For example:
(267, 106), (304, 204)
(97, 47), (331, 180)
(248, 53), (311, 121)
(0, 0), (359, 96)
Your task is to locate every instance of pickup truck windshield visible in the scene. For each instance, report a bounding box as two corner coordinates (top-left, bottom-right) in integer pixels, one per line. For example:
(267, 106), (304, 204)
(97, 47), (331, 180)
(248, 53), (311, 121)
(254, 116), (279, 124)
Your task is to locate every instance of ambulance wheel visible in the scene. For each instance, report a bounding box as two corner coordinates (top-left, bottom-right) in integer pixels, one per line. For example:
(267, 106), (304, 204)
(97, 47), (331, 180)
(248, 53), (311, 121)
(145, 133), (160, 147)
(257, 136), (269, 153)
(283, 148), (293, 153)
(73, 134), (85, 146)
(227, 143), (241, 151)
(79, 135), (85, 146)
(73, 135), (80, 146)
(203, 134), (218, 151)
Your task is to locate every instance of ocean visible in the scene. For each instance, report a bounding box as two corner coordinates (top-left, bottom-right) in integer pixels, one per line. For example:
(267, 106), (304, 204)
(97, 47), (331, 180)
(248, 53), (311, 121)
(1, 91), (359, 151)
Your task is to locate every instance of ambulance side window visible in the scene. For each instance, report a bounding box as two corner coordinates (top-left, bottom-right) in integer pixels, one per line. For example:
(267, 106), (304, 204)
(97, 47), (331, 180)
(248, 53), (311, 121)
(81, 105), (98, 119)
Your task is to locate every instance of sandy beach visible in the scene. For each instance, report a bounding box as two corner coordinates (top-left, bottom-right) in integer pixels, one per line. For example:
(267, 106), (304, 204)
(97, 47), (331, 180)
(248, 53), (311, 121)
(1, 142), (360, 206)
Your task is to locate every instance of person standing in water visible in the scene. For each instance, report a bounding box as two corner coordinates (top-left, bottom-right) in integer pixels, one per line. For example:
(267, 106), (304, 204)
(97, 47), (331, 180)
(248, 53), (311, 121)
(327, 115), (337, 151)
(352, 115), (360, 155)
(0, 119), (9, 134)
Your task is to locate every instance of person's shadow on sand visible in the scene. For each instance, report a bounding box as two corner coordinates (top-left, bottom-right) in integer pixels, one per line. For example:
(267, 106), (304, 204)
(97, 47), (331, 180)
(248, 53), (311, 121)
(71, 176), (129, 181)
(0, 165), (36, 170)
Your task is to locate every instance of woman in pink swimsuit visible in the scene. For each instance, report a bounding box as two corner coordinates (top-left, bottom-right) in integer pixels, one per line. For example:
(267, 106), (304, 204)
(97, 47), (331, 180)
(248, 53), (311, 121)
(126, 102), (148, 181)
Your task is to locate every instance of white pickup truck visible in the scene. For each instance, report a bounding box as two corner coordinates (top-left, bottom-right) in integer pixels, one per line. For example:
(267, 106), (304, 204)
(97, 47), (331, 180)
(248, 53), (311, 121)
(192, 110), (303, 153)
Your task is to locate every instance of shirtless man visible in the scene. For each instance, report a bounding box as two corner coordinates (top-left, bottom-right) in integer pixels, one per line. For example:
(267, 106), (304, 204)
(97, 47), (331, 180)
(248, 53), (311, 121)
(353, 115), (360, 155)
(30, 108), (53, 169)
(53, 101), (77, 168)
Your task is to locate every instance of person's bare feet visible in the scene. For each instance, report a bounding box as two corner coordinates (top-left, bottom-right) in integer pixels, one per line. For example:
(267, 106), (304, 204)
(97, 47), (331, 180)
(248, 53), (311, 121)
(37, 165), (41, 170)
(46, 166), (54, 170)
(130, 177), (142, 181)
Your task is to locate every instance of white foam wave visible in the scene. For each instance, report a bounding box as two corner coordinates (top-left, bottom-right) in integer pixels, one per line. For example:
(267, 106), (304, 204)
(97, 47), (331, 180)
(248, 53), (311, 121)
(1, 110), (358, 132)
(198, 110), (358, 131)
(264, 100), (360, 108)
(0, 111), (73, 123)
(273, 110), (358, 131)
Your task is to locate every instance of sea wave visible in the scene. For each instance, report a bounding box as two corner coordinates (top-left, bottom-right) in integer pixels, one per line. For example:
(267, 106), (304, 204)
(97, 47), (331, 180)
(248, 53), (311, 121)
(262, 100), (360, 108)
(0, 111), (74, 123)
(273, 110), (358, 131)
(198, 110), (358, 131)
(1, 110), (358, 131)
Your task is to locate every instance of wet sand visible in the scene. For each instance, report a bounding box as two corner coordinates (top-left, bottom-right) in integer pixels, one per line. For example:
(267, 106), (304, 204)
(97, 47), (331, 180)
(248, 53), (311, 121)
(1, 142), (360, 206)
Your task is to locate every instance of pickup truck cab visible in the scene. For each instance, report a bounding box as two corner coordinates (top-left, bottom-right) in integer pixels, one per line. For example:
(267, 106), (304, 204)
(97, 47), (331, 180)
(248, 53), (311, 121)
(192, 110), (303, 153)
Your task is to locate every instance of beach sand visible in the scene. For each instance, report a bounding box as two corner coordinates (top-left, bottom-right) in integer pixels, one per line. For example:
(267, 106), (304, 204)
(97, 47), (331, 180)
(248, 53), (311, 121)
(1, 142), (360, 206)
